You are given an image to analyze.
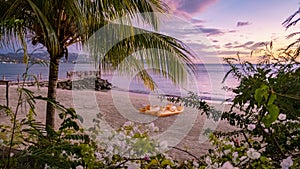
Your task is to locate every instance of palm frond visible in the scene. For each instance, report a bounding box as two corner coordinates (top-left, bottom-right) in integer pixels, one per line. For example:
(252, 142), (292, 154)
(0, 0), (194, 90)
(91, 0), (168, 30)
(86, 23), (195, 90)
(282, 7), (300, 29)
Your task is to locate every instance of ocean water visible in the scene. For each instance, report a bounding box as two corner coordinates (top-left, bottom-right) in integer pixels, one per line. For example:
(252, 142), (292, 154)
(0, 63), (239, 101)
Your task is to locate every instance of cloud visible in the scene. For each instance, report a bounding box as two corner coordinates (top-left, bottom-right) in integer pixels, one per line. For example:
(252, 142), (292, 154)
(165, 0), (219, 19)
(193, 26), (236, 36)
(243, 41), (255, 46)
(228, 30), (237, 33)
(234, 41), (255, 48)
(224, 41), (255, 49)
(224, 43), (233, 48)
(190, 19), (206, 24)
(218, 50), (248, 55)
(249, 41), (269, 49)
(237, 21), (251, 27)
(222, 41), (271, 53)
(178, 0), (218, 14)
(198, 27), (224, 36)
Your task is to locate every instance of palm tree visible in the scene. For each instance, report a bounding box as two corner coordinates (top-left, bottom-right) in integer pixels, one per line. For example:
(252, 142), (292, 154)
(0, 0), (194, 129)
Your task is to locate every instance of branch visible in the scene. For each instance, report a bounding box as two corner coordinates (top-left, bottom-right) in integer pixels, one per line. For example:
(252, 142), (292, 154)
(115, 157), (147, 168)
(241, 130), (252, 148)
(169, 146), (201, 163)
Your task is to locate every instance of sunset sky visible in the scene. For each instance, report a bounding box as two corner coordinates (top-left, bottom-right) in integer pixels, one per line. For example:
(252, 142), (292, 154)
(163, 0), (300, 63)
(1, 0), (300, 63)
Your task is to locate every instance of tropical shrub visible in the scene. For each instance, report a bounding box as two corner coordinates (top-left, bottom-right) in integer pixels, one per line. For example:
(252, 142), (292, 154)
(166, 51), (300, 168)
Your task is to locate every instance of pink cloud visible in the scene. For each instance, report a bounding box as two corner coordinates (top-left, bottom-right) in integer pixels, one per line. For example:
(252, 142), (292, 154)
(237, 21), (251, 27)
(165, 0), (218, 19)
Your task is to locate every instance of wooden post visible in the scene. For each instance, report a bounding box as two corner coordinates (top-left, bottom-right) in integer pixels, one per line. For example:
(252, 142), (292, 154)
(6, 81), (9, 107)
(0, 80), (9, 107)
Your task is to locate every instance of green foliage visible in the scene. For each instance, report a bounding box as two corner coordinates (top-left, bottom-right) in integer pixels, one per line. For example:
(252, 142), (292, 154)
(161, 92), (222, 121)
(219, 54), (300, 167)
(163, 47), (300, 168)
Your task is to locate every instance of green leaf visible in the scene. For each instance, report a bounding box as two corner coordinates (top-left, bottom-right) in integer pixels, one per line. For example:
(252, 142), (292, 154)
(254, 89), (263, 105)
(267, 93), (277, 106)
(254, 85), (270, 105)
(161, 159), (173, 166)
(262, 104), (279, 127)
(267, 104), (279, 116)
(260, 156), (268, 162)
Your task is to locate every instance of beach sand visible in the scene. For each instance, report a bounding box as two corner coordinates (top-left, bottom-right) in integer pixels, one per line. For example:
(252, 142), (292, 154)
(0, 85), (235, 161)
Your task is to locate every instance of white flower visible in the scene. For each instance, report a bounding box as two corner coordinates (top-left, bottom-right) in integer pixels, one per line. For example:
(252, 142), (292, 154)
(117, 132), (126, 140)
(123, 121), (133, 127)
(278, 114), (287, 120)
(232, 152), (238, 158)
(224, 149), (231, 155)
(76, 165), (84, 169)
(232, 152), (239, 164)
(159, 140), (168, 150)
(44, 163), (50, 169)
(219, 161), (239, 169)
(0, 139), (3, 145)
(132, 126), (139, 132)
(280, 156), (293, 169)
(247, 124), (256, 131)
(246, 148), (261, 160)
(10, 153), (14, 157)
(239, 156), (247, 161)
(146, 122), (159, 132)
(193, 160), (199, 167)
(212, 162), (219, 168)
(95, 151), (103, 160)
(205, 156), (212, 165)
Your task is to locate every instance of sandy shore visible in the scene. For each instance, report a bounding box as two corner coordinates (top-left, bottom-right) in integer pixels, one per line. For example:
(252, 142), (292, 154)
(0, 85), (234, 160)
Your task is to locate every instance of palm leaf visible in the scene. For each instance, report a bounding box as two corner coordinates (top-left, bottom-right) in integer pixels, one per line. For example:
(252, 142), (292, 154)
(86, 22), (195, 90)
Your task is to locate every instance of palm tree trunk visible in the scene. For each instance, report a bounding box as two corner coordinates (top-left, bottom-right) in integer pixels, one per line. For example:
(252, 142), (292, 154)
(46, 57), (60, 129)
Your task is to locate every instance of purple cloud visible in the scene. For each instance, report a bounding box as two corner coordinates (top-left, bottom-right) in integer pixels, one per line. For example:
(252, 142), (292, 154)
(166, 0), (219, 18)
(234, 41), (255, 48)
(190, 19), (206, 24)
(224, 43), (233, 48)
(249, 42), (269, 49)
(198, 27), (224, 36)
(196, 26), (237, 36)
(218, 50), (248, 55)
(178, 0), (218, 14)
(237, 21), (251, 27)
(224, 41), (256, 49)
